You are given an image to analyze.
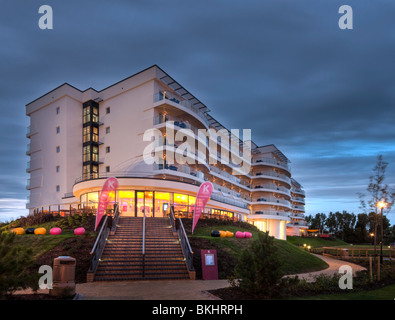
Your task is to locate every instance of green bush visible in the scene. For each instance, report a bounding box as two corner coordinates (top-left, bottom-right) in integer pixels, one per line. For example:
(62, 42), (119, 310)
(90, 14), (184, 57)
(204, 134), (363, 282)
(230, 231), (285, 298)
(0, 233), (39, 297)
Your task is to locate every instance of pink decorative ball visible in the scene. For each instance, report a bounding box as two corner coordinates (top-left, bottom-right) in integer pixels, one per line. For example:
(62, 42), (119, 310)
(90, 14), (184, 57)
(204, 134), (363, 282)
(74, 227), (86, 235)
(235, 231), (245, 239)
(50, 227), (62, 235)
(244, 232), (252, 238)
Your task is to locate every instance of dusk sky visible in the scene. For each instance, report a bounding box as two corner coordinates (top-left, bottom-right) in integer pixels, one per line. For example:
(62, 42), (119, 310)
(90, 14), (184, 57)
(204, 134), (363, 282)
(0, 1), (394, 224)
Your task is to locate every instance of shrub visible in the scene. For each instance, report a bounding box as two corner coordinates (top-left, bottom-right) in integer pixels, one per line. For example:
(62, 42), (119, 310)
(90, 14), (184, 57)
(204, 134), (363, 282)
(230, 231), (284, 298)
(18, 211), (55, 227)
(0, 233), (39, 297)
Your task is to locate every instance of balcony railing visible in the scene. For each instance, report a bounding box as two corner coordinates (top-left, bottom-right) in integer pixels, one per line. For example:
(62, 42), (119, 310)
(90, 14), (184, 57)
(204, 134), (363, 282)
(252, 183), (290, 195)
(154, 92), (209, 127)
(253, 171), (291, 184)
(252, 157), (290, 171)
(250, 210), (289, 218)
(292, 188), (306, 196)
(292, 205), (305, 211)
(210, 192), (248, 209)
(252, 196), (291, 207)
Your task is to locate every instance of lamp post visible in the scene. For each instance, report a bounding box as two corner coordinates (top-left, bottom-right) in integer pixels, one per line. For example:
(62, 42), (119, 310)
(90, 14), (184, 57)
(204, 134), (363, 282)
(377, 201), (386, 264)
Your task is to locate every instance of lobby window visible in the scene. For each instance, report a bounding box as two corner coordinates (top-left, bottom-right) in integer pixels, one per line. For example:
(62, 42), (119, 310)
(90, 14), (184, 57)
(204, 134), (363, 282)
(56, 185), (60, 192)
(56, 126), (60, 134)
(106, 146), (110, 153)
(56, 146), (60, 153)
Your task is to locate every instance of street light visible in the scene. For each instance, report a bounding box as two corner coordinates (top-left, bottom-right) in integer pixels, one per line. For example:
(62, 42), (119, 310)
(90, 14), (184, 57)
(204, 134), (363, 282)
(377, 201), (386, 264)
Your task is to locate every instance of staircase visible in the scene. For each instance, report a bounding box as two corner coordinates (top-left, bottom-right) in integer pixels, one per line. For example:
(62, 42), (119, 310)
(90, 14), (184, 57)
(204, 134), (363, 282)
(94, 217), (190, 281)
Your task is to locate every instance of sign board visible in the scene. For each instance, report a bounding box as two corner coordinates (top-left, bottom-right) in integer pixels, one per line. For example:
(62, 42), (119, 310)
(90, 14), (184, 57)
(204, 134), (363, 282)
(201, 249), (218, 280)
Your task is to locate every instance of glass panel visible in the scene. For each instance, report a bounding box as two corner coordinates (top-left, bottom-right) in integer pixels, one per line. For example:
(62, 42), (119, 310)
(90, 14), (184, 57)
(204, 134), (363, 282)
(154, 192), (170, 218)
(145, 191), (153, 217)
(174, 193), (188, 214)
(136, 192), (145, 217)
(87, 192), (99, 208)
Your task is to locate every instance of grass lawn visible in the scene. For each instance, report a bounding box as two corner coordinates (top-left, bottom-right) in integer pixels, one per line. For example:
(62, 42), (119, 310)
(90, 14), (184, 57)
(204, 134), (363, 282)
(189, 221), (329, 276)
(286, 236), (349, 248)
(12, 232), (77, 258)
(294, 283), (395, 300)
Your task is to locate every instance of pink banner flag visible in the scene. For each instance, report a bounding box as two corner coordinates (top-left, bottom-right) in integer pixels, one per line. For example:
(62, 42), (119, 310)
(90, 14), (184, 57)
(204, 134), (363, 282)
(192, 181), (213, 233)
(95, 177), (119, 231)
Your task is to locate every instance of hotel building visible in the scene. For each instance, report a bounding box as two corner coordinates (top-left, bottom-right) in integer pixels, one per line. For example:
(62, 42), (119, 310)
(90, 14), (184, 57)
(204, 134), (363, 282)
(26, 65), (307, 240)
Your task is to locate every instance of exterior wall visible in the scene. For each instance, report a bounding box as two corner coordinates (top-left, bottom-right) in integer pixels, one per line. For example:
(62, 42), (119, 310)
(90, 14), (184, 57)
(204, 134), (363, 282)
(27, 95), (82, 209)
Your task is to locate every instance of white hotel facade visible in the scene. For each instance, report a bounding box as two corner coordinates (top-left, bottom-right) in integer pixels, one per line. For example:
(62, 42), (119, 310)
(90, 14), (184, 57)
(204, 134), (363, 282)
(26, 65), (307, 239)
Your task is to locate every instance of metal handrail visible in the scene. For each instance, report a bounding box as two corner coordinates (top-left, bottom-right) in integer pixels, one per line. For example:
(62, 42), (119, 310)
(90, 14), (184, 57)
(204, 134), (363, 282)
(111, 203), (120, 233)
(142, 215), (146, 277)
(169, 206), (194, 271)
(88, 215), (109, 275)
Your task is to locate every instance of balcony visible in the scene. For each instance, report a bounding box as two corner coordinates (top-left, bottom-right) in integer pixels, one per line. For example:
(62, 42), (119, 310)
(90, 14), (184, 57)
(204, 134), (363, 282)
(250, 196), (291, 208)
(154, 163), (205, 183)
(292, 196), (305, 204)
(210, 192), (248, 209)
(290, 213), (305, 219)
(248, 210), (290, 219)
(153, 92), (209, 128)
(252, 156), (290, 172)
(252, 170), (291, 185)
(252, 183), (291, 196)
(292, 188), (305, 196)
(292, 205), (305, 212)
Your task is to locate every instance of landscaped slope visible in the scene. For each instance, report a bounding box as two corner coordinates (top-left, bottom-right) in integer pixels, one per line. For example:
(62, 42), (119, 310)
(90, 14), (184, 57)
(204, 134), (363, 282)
(182, 218), (329, 279)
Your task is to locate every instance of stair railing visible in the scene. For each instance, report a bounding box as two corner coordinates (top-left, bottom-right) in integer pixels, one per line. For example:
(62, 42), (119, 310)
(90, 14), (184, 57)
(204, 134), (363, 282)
(87, 214), (109, 279)
(111, 202), (120, 234)
(142, 215), (146, 278)
(169, 206), (195, 272)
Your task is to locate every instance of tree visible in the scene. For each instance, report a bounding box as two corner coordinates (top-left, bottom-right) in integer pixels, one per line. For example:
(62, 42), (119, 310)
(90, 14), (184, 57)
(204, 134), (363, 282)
(309, 213), (327, 233)
(358, 155), (395, 249)
(0, 233), (39, 297)
(231, 231), (284, 298)
(354, 213), (370, 243)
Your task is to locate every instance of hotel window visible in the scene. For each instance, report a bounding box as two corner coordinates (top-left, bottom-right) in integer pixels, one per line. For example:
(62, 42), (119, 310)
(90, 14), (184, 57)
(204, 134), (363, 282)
(106, 126), (110, 134)
(83, 127), (90, 143)
(56, 165), (60, 173)
(106, 107), (110, 114)
(92, 126), (99, 142)
(56, 107), (60, 114)
(106, 146), (110, 153)
(56, 146), (60, 153)
(56, 126), (60, 134)
(56, 185), (60, 192)
(106, 166), (110, 173)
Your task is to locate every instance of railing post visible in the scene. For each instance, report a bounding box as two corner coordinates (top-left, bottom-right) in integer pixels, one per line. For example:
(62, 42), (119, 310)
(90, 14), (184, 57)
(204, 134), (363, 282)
(142, 215), (146, 278)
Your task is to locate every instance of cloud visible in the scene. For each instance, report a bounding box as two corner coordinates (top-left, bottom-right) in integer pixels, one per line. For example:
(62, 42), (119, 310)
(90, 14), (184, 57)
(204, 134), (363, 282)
(0, 0), (394, 224)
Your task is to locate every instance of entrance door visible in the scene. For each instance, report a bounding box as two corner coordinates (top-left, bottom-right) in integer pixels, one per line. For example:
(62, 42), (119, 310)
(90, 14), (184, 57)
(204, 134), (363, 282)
(119, 190), (135, 216)
(136, 191), (154, 217)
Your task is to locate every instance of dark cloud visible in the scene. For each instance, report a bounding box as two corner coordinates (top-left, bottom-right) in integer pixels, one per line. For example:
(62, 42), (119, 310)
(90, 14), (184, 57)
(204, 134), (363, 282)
(0, 0), (394, 223)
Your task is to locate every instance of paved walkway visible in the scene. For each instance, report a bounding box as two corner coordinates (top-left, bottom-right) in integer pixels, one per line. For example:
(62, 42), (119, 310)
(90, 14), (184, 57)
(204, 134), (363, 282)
(285, 254), (366, 282)
(76, 279), (228, 300)
(13, 254), (366, 300)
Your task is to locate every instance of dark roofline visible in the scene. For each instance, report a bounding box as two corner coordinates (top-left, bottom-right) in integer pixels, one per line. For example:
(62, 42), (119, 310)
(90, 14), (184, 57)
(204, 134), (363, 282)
(26, 65), (160, 107)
